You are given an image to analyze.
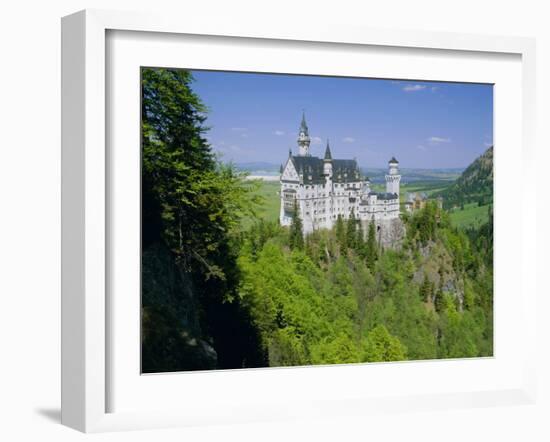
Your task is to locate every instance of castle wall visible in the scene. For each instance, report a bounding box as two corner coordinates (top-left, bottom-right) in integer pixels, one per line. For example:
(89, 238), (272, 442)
(280, 173), (400, 235)
(360, 217), (406, 250)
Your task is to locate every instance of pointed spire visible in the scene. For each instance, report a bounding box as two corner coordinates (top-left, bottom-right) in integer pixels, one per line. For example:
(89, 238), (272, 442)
(289, 148), (292, 157)
(279, 164), (283, 174)
(324, 139), (332, 160)
(299, 111), (309, 136)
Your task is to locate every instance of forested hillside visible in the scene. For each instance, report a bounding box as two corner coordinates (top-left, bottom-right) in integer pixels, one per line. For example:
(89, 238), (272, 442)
(235, 205), (493, 366)
(140, 67), (493, 373)
(437, 146), (493, 209)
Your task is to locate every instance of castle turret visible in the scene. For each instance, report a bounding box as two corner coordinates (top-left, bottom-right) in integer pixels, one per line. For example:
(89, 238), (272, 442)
(297, 112), (311, 156)
(323, 139), (333, 188)
(385, 156), (401, 196)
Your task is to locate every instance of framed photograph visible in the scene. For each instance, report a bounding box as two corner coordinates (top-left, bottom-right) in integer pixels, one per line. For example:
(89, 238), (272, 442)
(61, 9), (537, 432)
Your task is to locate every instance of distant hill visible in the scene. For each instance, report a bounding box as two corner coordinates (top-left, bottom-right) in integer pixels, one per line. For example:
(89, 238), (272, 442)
(436, 146), (493, 209)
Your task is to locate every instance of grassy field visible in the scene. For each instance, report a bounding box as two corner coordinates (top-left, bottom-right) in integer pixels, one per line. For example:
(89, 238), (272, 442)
(243, 180), (280, 227)
(448, 202), (491, 229)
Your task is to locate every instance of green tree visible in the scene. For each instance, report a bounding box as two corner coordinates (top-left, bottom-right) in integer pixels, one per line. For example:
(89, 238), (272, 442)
(355, 219), (365, 252)
(434, 288), (445, 313)
(289, 199), (304, 250)
(141, 67), (257, 277)
(335, 215), (347, 255)
(141, 67), (263, 370)
(366, 219), (378, 270)
(420, 273), (433, 303)
(346, 210), (357, 250)
(363, 325), (407, 362)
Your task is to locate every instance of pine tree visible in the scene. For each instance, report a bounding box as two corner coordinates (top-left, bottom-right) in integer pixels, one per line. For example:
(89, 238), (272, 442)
(366, 219), (378, 270)
(335, 215), (347, 255)
(346, 210), (357, 250)
(289, 199), (304, 250)
(141, 67), (264, 371)
(420, 273), (432, 302)
(355, 219), (365, 254)
(434, 289), (445, 313)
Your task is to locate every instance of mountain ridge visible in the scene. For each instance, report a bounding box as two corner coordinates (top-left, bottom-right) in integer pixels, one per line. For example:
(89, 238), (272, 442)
(436, 146), (493, 208)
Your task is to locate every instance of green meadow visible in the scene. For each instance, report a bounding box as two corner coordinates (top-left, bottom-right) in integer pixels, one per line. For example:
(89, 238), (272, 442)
(448, 202), (492, 229)
(245, 180), (280, 226)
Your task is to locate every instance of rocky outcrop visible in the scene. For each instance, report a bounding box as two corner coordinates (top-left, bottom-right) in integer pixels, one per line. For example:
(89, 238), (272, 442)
(360, 217), (406, 250)
(412, 241), (465, 310)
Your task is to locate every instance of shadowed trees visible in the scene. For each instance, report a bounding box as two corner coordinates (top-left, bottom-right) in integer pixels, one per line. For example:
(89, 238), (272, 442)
(141, 67), (265, 371)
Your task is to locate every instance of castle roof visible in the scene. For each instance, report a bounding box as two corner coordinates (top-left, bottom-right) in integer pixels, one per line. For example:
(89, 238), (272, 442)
(289, 155), (361, 185)
(324, 140), (332, 160)
(376, 192), (399, 200)
(368, 191), (398, 199)
(389, 156), (399, 164)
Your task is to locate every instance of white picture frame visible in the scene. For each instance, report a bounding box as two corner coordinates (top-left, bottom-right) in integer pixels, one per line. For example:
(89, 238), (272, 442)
(61, 9), (537, 433)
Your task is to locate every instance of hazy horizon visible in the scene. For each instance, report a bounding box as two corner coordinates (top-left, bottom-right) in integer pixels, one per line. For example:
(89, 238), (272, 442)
(233, 160), (467, 171)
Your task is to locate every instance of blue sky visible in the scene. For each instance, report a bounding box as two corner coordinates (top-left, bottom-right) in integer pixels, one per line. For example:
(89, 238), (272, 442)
(190, 70), (493, 169)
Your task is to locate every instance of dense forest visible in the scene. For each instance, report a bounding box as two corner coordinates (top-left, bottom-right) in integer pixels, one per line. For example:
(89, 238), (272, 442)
(141, 68), (493, 373)
(436, 146), (493, 209)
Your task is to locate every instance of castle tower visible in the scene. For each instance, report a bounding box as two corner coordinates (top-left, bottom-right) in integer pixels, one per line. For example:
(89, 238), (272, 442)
(323, 140), (334, 229)
(323, 139), (333, 179)
(297, 112), (311, 156)
(385, 156), (401, 195)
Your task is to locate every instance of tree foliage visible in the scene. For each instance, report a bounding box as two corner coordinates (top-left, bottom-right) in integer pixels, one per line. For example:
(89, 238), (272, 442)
(289, 199), (304, 250)
(365, 219), (378, 270)
(363, 325), (407, 362)
(141, 68), (264, 371)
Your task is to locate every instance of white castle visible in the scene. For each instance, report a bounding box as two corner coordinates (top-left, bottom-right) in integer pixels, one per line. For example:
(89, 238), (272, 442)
(280, 114), (401, 235)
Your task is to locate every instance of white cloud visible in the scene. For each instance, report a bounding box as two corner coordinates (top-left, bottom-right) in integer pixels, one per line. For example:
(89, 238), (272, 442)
(231, 127), (247, 132)
(431, 86), (440, 92)
(484, 141), (493, 147)
(274, 130), (285, 136)
(402, 84), (427, 92)
(428, 136), (451, 144)
(342, 137), (355, 143)
(311, 136), (323, 145)
(417, 145), (427, 151)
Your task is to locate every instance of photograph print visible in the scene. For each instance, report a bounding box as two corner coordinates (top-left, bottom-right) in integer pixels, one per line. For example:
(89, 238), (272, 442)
(141, 68), (494, 373)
